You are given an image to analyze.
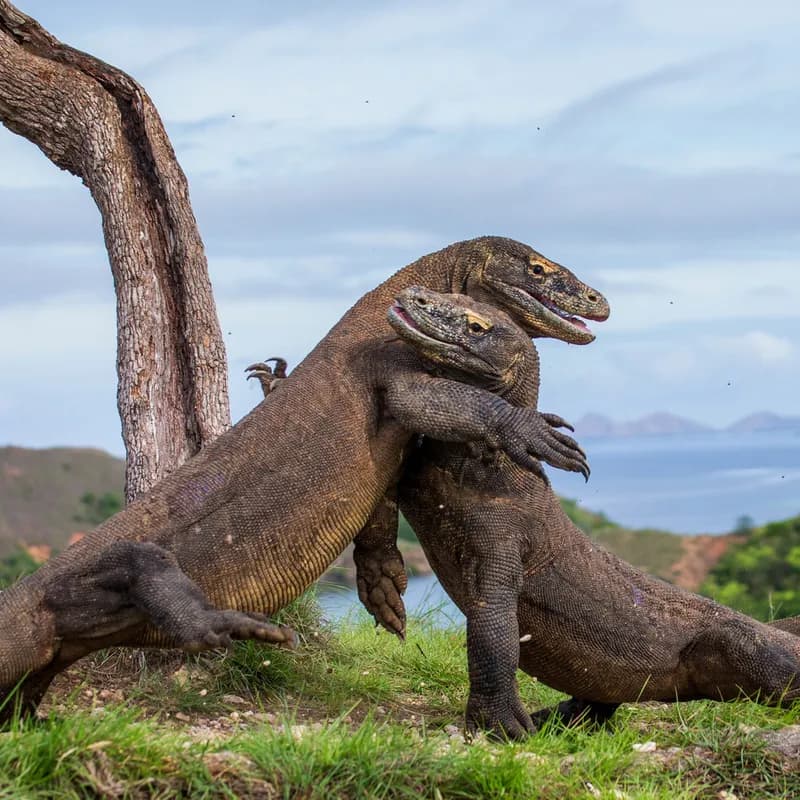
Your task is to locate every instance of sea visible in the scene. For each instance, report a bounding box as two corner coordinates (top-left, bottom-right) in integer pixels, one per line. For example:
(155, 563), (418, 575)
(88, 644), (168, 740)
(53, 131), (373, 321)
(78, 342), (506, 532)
(319, 428), (800, 624)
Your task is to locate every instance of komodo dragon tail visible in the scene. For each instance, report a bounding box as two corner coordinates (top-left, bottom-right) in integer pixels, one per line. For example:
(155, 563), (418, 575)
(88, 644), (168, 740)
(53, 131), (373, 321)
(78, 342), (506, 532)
(0, 577), (59, 720)
(768, 616), (800, 635)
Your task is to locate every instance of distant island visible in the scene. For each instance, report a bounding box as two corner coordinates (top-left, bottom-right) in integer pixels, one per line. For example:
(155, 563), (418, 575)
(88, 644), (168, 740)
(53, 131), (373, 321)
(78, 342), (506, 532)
(574, 411), (800, 439)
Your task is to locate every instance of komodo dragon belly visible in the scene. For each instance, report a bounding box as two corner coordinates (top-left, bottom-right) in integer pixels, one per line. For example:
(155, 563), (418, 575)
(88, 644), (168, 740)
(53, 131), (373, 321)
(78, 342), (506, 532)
(165, 419), (411, 615)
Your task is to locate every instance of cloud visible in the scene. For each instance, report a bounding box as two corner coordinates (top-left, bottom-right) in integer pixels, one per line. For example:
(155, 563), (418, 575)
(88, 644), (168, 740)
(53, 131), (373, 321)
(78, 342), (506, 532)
(596, 259), (800, 332)
(709, 331), (794, 364)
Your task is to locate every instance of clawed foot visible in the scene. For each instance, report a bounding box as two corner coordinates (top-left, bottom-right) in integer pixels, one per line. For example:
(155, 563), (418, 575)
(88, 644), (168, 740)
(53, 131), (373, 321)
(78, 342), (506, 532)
(493, 409), (589, 482)
(354, 550), (408, 639)
(529, 697), (618, 730)
(465, 691), (536, 741)
(537, 411), (589, 481)
(245, 357), (289, 398)
(178, 609), (297, 653)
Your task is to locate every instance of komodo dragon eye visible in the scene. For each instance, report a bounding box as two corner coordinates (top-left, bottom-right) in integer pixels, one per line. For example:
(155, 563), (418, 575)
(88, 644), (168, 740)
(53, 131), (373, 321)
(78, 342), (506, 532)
(468, 320), (491, 334)
(530, 263), (544, 275)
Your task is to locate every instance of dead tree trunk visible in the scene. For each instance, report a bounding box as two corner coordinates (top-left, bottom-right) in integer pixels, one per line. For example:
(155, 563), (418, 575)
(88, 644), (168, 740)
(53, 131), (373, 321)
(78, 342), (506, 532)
(0, 1), (231, 501)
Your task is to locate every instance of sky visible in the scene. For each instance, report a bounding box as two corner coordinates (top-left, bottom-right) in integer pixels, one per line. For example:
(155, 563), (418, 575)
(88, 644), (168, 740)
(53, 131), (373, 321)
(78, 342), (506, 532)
(1, 0), (799, 456)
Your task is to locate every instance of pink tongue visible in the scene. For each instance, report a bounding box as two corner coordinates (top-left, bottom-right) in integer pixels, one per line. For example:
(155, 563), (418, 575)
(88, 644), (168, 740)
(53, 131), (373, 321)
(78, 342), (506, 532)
(393, 304), (416, 327)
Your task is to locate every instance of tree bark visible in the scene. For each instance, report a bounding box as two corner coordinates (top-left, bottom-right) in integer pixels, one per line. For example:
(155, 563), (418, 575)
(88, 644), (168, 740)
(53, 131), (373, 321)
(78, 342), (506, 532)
(0, 1), (231, 501)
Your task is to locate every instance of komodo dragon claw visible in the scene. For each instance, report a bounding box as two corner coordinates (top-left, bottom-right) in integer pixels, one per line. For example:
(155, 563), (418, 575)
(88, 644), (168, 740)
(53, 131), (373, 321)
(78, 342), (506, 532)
(498, 409), (590, 482)
(180, 610), (298, 653)
(541, 412), (589, 480)
(466, 689), (537, 741)
(246, 358), (289, 396)
(540, 412), (575, 433)
(355, 554), (408, 639)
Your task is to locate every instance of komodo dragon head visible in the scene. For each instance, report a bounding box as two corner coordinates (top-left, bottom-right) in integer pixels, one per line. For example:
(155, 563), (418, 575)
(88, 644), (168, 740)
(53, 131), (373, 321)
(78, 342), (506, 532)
(460, 236), (610, 345)
(388, 286), (528, 393)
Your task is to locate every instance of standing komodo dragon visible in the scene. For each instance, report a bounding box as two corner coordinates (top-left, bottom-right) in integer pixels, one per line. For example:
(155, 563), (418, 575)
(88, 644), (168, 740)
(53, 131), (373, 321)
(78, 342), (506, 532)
(0, 236), (605, 719)
(354, 287), (800, 740)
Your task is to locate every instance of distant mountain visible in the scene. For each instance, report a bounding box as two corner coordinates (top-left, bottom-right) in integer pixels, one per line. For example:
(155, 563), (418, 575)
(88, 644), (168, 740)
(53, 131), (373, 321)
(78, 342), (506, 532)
(725, 412), (800, 433)
(575, 411), (800, 439)
(0, 446), (124, 557)
(575, 412), (712, 438)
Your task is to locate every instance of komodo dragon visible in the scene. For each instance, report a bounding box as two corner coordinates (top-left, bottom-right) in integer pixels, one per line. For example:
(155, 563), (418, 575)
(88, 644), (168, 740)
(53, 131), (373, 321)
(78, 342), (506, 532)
(0, 236), (604, 719)
(353, 287), (800, 740)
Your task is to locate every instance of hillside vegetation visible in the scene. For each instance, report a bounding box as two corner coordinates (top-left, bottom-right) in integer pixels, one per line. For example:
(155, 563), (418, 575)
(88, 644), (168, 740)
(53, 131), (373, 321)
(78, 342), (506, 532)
(702, 514), (800, 619)
(0, 446), (124, 556)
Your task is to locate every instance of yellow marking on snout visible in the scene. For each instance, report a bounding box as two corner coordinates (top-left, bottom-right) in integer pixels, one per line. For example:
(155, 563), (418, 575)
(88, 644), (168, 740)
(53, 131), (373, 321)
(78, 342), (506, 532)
(465, 311), (493, 331)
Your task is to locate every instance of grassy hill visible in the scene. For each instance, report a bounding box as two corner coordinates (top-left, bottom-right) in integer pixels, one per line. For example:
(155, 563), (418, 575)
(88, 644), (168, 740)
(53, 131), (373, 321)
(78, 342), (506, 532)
(559, 497), (739, 589)
(0, 446), (124, 557)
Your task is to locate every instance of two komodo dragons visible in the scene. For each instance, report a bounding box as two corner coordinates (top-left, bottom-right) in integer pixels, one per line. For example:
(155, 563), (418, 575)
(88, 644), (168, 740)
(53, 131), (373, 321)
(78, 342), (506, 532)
(0, 236), (606, 719)
(351, 287), (800, 740)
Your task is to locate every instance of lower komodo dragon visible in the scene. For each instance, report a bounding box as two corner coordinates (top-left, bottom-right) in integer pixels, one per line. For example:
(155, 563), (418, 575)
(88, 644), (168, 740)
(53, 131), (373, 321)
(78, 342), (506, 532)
(0, 236), (607, 719)
(349, 286), (800, 740)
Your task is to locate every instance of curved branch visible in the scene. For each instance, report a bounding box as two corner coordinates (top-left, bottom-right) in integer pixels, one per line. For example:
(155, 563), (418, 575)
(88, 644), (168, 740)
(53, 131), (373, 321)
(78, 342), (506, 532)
(0, 1), (230, 500)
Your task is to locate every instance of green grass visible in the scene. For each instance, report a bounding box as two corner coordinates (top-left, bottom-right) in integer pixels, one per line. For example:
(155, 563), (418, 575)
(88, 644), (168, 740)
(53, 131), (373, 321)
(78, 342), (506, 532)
(560, 497), (686, 581)
(2, 600), (799, 798)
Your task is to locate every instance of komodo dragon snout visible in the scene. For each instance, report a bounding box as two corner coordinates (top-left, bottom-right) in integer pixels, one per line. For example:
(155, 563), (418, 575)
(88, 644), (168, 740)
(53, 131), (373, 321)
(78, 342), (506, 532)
(388, 287), (528, 393)
(463, 237), (610, 345)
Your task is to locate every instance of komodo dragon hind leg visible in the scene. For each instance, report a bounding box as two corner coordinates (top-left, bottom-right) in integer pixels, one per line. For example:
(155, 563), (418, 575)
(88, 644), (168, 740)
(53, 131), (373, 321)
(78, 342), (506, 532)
(44, 541), (297, 653)
(1, 542), (296, 724)
(353, 487), (408, 639)
(529, 697), (620, 730)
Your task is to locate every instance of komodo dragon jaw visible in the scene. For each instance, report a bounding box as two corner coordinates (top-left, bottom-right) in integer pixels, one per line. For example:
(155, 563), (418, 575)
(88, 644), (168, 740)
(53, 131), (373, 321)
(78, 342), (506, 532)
(464, 237), (610, 345)
(388, 286), (527, 393)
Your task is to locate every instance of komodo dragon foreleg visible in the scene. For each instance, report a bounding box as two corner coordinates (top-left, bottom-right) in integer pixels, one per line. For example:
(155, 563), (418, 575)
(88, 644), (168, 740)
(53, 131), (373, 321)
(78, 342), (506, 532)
(352, 487), (408, 638)
(460, 514), (534, 739)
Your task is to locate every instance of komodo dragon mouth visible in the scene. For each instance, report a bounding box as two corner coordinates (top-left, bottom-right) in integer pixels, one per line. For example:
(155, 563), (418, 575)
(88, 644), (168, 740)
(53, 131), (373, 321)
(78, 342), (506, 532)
(388, 301), (450, 345)
(531, 292), (593, 333)
(502, 282), (608, 343)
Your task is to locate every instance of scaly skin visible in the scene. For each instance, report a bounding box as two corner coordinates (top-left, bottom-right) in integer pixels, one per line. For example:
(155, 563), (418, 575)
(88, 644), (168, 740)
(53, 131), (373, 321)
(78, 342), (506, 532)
(0, 237), (604, 719)
(358, 288), (800, 740)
